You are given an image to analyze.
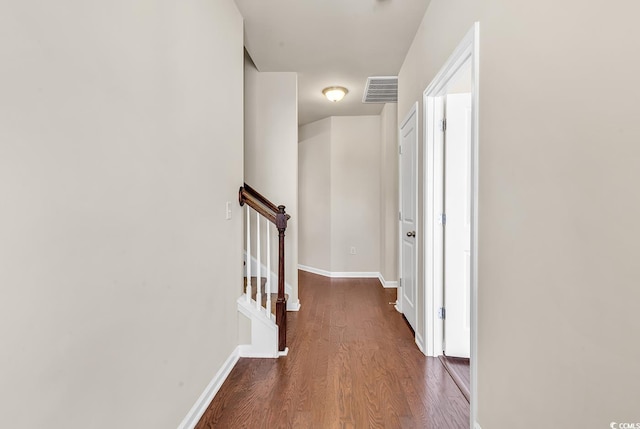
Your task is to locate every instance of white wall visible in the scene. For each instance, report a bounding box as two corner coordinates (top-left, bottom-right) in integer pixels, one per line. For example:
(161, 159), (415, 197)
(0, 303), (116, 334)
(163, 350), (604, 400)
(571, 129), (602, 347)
(244, 56), (299, 306)
(399, 0), (640, 427)
(0, 1), (244, 428)
(299, 116), (383, 275)
(298, 118), (332, 271)
(379, 104), (399, 283)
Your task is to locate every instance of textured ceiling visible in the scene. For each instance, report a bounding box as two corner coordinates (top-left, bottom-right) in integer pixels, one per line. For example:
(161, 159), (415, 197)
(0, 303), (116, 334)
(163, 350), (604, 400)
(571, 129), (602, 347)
(234, 0), (431, 125)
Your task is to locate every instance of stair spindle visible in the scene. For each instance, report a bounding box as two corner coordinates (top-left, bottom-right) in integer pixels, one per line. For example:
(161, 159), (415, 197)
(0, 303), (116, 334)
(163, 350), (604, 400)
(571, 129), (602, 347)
(256, 211), (262, 310)
(266, 219), (272, 319)
(246, 205), (251, 303)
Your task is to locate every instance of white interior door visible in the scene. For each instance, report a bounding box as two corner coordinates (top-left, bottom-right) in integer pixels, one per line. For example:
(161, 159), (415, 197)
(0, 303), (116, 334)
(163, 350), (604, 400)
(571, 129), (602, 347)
(400, 105), (418, 331)
(444, 93), (471, 358)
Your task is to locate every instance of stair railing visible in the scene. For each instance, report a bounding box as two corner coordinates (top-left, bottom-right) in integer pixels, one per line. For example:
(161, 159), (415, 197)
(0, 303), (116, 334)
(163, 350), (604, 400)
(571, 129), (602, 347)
(239, 183), (290, 352)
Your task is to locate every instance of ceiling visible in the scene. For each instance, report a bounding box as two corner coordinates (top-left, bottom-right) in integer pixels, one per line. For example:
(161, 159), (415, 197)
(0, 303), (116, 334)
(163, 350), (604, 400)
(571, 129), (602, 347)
(234, 0), (431, 125)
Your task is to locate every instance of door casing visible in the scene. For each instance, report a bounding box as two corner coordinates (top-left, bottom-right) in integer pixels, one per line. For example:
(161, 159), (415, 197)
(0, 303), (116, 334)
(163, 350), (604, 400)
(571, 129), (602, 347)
(422, 22), (479, 428)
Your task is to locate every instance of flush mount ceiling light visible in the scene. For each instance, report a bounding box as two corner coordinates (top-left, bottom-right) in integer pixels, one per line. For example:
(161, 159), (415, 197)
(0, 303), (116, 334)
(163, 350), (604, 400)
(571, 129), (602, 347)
(322, 86), (348, 102)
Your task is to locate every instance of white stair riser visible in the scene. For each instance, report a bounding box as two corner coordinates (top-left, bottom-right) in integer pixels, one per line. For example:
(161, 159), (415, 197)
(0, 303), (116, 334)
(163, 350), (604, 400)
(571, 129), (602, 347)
(237, 295), (279, 358)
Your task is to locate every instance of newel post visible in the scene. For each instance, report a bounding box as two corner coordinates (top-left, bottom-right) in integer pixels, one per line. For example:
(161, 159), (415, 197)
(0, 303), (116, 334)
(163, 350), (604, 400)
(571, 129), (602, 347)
(275, 205), (288, 352)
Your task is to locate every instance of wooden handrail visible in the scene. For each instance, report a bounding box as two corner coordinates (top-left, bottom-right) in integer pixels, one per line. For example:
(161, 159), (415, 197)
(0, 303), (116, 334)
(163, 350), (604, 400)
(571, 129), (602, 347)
(240, 194), (276, 224)
(239, 183), (289, 352)
(242, 183), (278, 213)
(239, 184), (291, 225)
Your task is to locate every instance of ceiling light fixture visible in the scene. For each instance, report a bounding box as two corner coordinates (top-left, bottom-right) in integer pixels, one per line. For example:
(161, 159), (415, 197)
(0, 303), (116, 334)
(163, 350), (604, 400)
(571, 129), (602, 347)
(322, 86), (348, 102)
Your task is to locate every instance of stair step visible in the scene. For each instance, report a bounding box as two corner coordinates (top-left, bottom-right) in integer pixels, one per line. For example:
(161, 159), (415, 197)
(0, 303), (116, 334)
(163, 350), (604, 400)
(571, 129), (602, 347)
(243, 277), (288, 315)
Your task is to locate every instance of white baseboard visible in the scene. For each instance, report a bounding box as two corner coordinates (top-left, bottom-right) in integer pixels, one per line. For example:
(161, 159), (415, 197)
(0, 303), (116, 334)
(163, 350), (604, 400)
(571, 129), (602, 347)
(238, 345), (279, 358)
(377, 273), (398, 288)
(328, 270), (380, 278)
(475, 423), (482, 429)
(298, 264), (398, 289)
(299, 264), (377, 278)
(415, 332), (426, 354)
(177, 346), (240, 429)
(297, 264), (331, 277)
(287, 299), (301, 311)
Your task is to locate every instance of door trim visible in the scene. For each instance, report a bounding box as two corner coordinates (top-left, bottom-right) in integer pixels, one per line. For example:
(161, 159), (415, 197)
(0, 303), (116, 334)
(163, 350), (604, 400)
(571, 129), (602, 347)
(422, 22), (479, 428)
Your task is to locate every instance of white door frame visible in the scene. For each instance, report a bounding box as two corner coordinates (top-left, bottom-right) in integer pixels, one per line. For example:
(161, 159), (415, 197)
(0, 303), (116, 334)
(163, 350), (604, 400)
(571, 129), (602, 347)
(422, 22), (479, 427)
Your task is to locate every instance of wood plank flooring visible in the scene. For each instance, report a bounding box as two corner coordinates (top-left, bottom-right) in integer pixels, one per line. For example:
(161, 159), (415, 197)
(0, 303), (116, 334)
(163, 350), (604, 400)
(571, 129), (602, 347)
(196, 270), (469, 428)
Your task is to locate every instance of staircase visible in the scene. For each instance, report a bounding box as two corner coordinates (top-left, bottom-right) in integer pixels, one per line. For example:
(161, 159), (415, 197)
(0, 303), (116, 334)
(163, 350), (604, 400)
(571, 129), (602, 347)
(244, 277), (287, 315)
(238, 184), (290, 358)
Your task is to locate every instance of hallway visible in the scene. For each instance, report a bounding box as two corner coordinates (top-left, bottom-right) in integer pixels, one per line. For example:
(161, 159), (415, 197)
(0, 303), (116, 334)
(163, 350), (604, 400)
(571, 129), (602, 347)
(196, 271), (469, 428)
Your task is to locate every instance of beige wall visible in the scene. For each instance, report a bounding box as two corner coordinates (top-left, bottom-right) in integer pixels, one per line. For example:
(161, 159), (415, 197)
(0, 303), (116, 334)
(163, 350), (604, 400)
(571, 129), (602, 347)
(379, 104), (399, 282)
(0, 1), (244, 428)
(299, 116), (383, 274)
(244, 56), (299, 305)
(298, 118), (332, 271)
(399, 0), (640, 427)
(330, 116), (382, 273)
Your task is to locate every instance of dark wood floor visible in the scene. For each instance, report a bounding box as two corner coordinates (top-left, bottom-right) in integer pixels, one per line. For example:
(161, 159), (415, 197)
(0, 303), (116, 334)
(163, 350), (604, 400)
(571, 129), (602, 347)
(196, 271), (469, 428)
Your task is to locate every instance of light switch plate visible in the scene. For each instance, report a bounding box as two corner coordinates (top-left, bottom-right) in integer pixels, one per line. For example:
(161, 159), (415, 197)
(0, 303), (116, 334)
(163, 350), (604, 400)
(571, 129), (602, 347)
(225, 202), (232, 220)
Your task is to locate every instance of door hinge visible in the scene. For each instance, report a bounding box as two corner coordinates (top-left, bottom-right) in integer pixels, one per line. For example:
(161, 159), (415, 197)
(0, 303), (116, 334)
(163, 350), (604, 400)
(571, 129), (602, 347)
(439, 213), (447, 225)
(399, 145), (402, 154)
(399, 278), (402, 287)
(439, 119), (447, 132)
(438, 307), (446, 320)
(398, 211), (401, 221)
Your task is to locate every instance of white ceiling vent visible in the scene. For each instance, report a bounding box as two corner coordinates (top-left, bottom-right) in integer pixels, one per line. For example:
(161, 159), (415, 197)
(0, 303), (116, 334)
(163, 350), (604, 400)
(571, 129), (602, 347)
(362, 76), (398, 103)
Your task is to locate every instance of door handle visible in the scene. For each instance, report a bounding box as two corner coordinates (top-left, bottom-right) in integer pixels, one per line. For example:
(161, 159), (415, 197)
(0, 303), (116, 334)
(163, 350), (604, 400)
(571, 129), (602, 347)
(406, 231), (416, 237)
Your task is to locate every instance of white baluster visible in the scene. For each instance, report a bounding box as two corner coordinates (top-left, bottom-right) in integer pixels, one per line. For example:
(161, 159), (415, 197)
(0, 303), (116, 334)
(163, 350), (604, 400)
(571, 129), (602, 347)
(256, 211), (262, 310)
(246, 205), (251, 303)
(266, 220), (271, 318)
